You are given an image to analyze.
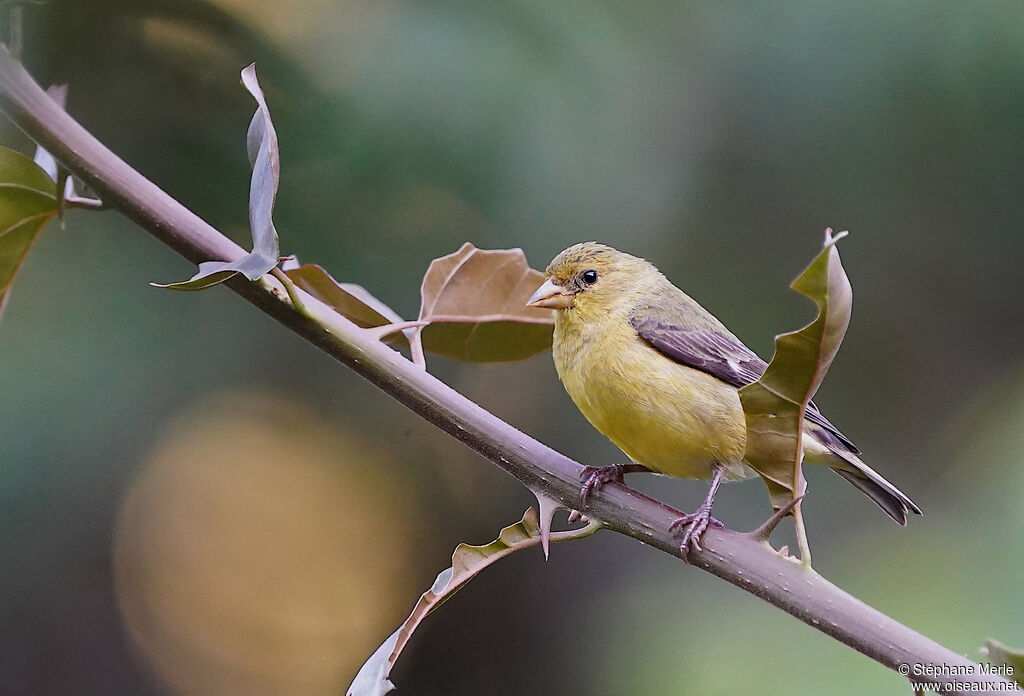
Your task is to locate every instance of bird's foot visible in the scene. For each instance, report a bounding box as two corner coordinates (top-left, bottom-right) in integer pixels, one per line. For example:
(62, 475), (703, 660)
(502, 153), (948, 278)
(670, 504), (724, 559)
(579, 464), (626, 507)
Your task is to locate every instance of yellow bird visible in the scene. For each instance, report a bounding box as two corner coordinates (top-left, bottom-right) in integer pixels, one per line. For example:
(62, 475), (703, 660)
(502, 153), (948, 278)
(526, 242), (920, 553)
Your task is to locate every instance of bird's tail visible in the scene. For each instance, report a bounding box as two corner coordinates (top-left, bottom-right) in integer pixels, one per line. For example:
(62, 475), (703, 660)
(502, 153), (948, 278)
(828, 452), (922, 525)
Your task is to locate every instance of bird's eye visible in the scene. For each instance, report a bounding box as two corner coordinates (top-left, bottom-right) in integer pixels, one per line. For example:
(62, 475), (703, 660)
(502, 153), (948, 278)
(581, 269), (599, 286)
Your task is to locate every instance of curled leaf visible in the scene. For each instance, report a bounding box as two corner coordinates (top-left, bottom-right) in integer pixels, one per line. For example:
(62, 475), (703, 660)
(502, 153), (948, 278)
(0, 145), (59, 320)
(241, 62), (281, 261)
(347, 508), (599, 696)
(738, 230), (851, 559)
(154, 63), (280, 290)
(416, 243), (554, 362)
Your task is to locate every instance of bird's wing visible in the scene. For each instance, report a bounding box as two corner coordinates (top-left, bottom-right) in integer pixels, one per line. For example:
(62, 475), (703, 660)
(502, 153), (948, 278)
(630, 315), (766, 388)
(630, 315), (860, 455)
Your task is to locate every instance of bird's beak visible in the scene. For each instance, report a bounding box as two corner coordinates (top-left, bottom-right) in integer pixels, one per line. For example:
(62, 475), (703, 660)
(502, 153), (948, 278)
(526, 278), (573, 310)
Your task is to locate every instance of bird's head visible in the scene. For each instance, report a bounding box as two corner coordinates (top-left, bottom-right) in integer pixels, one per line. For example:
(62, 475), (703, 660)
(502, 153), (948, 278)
(526, 242), (657, 314)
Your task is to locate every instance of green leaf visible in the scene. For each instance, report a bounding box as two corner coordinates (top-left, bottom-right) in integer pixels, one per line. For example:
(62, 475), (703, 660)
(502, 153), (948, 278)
(0, 145), (59, 319)
(153, 63), (280, 291)
(347, 508), (599, 696)
(983, 639), (1024, 686)
(285, 263), (410, 347)
(739, 230), (852, 512)
(415, 243), (554, 362)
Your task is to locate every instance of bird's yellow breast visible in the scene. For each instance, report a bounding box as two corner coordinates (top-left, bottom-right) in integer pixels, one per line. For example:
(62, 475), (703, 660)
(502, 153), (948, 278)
(553, 310), (752, 481)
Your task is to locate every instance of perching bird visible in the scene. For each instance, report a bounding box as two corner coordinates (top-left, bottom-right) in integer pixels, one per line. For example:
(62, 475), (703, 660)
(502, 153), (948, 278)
(526, 242), (920, 553)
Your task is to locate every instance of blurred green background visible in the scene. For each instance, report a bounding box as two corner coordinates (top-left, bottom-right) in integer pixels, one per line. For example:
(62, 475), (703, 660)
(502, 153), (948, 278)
(2, 0), (1023, 693)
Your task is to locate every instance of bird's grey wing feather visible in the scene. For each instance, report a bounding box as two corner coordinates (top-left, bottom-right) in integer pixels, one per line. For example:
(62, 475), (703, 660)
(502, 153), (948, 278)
(630, 315), (765, 387)
(630, 315), (860, 455)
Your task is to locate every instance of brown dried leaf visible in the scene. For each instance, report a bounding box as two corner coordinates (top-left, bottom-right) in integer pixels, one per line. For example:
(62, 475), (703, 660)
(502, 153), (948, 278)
(416, 243), (554, 362)
(285, 264), (409, 347)
(739, 230), (852, 512)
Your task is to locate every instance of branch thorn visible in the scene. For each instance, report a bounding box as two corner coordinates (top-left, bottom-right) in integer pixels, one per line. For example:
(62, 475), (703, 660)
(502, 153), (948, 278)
(747, 495), (805, 544)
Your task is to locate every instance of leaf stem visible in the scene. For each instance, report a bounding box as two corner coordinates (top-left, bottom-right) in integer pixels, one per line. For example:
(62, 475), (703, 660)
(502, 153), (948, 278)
(269, 266), (307, 314)
(792, 500), (812, 567)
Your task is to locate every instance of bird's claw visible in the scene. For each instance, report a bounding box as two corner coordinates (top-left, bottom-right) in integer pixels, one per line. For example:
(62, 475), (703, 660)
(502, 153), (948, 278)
(669, 511), (724, 530)
(579, 464), (625, 507)
(670, 505), (722, 560)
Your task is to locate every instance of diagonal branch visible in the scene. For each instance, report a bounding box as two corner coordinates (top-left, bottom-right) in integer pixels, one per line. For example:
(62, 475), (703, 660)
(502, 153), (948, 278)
(0, 46), (1014, 695)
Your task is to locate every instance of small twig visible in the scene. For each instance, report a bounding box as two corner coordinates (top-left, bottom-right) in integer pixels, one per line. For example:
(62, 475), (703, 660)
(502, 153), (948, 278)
(269, 266), (307, 314)
(364, 320), (430, 342)
(408, 326), (427, 369)
(747, 494), (805, 544)
(792, 499), (812, 567)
